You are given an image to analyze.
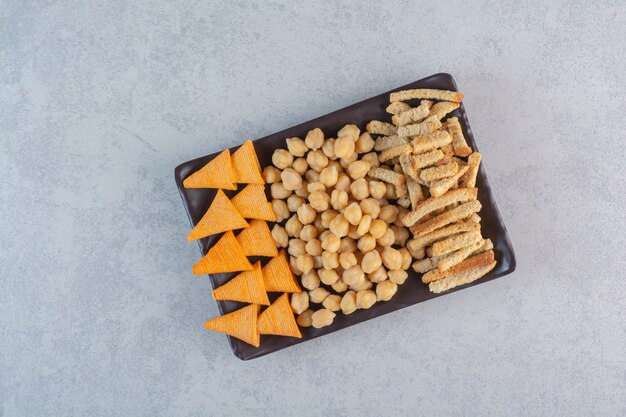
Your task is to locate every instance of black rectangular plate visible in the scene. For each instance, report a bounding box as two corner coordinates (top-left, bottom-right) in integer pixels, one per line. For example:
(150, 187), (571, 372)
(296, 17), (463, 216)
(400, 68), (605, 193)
(174, 73), (516, 360)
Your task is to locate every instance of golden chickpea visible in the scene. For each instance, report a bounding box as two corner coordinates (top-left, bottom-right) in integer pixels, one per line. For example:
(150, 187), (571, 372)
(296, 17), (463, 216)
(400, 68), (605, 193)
(329, 213), (349, 238)
(334, 173), (351, 192)
(350, 178), (369, 200)
(339, 152), (358, 169)
(321, 138), (336, 160)
(321, 250), (340, 269)
(361, 250), (383, 274)
(299, 224), (318, 242)
(305, 127), (324, 150)
(285, 214), (303, 238)
(347, 160), (370, 180)
(332, 279), (348, 293)
(356, 290), (377, 309)
(376, 228), (395, 247)
(304, 169), (319, 183)
(297, 309), (314, 327)
(307, 181), (325, 193)
(356, 214), (372, 236)
(309, 287), (330, 304)
(319, 230), (330, 241)
(319, 269), (340, 286)
(369, 219), (387, 239)
(381, 247), (402, 270)
(318, 165), (339, 188)
(330, 189), (349, 211)
(271, 199), (289, 222)
(320, 209), (339, 228)
(368, 265), (388, 283)
(292, 157), (308, 175)
(361, 152), (380, 169)
(313, 216), (325, 234)
(322, 294), (341, 312)
(376, 280), (398, 301)
(296, 254), (314, 274)
(351, 279), (373, 291)
(339, 252), (357, 269)
(347, 224), (360, 239)
(297, 204), (316, 225)
(357, 234), (377, 252)
(313, 255), (323, 269)
(272, 149), (293, 169)
(407, 239), (426, 259)
(321, 233), (341, 253)
(337, 124), (360, 142)
(288, 238), (306, 257)
(289, 255), (302, 276)
(398, 248), (412, 270)
(280, 168), (302, 191)
(301, 270), (320, 290)
(305, 239), (323, 256)
(311, 309), (336, 328)
(360, 198), (381, 219)
(368, 181), (386, 199)
(389, 226), (407, 247)
(385, 183), (397, 199)
(340, 291), (357, 314)
(263, 166), (282, 183)
(343, 265), (365, 286)
(334, 136), (355, 159)
(388, 269), (408, 285)
(271, 183), (291, 199)
(286, 137), (308, 157)
(379, 205), (399, 224)
(295, 181), (310, 198)
(290, 292), (309, 314)
(339, 237), (357, 253)
(271, 224), (289, 248)
(395, 207), (409, 227)
(355, 132), (375, 153)
(307, 150), (329, 172)
(309, 190), (330, 212)
(343, 202), (363, 226)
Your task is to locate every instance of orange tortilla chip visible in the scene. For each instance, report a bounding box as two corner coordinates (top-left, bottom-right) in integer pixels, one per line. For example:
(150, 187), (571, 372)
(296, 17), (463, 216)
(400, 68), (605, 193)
(231, 140), (264, 184)
(187, 190), (249, 241)
(236, 220), (278, 257)
(212, 261), (270, 305)
(192, 231), (253, 275)
(204, 304), (260, 347)
(231, 184), (276, 221)
(183, 150), (236, 190)
(261, 250), (301, 293)
(257, 293), (302, 338)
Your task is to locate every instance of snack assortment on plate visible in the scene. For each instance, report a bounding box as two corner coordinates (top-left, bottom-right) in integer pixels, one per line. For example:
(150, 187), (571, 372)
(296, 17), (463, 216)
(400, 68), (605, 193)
(183, 88), (497, 347)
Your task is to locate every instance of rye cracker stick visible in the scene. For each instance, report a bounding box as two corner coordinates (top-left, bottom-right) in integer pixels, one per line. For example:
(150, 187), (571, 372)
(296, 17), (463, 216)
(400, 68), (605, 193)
(386, 101), (411, 115)
(429, 261), (496, 293)
(411, 131), (452, 154)
(374, 135), (409, 151)
(429, 230), (483, 257)
(423, 250), (494, 284)
(410, 200), (482, 236)
(428, 101), (460, 120)
(459, 152), (481, 188)
(420, 162), (459, 182)
(366, 120), (397, 136)
(401, 187), (478, 227)
(390, 89), (464, 103)
(445, 117), (472, 156)
(397, 116), (442, 137)
(429, 165), (469, 197)
(392, 100), (433, 126)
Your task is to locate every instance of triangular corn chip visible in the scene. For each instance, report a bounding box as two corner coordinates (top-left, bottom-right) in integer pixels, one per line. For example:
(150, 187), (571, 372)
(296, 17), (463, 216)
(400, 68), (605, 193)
(183, 150), (236, 190)
(204, 304), (260, 347)
(231, 140), (264, 184)
(261, 250), (301, 293)
(231, 184), (276, 221)
(187, 190), (249, 241)
(236, 220), (278, 257)
(192, 231), (253, 275)
(212, 261), (270, 305)
(257, 293), (302, 338)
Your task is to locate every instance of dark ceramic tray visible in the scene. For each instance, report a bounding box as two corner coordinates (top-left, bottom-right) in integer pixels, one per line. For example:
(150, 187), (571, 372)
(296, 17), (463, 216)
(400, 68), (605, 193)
(175, 73), (516, 360)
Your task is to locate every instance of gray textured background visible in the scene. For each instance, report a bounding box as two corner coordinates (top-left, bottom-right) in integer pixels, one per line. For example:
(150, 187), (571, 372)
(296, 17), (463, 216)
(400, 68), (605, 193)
(1, 1), (625, 416)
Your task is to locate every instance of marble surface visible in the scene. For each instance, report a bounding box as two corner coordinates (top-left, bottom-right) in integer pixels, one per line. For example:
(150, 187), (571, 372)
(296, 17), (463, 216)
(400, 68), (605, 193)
(1, 1), (625, 416)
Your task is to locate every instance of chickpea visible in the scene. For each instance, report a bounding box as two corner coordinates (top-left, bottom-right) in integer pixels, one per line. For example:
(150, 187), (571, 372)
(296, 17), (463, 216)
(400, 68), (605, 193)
(291, 292), (309, 314)
(263, 166), (282, 183)
(388, 269), (408, 285)
(368, 265), (388, 283)
(355, 132), (375, 153)
(343, 265), (365, 286)
(407, 240), (426, 259)
(392, 226), (410, 246)
(296, 254), (314, 274)
(395, 207), (409, 227)
(339, 237), (357, 253)
(280, 167), (303, 191)
(335, 173), (351, 192)
(361, 250), (383, 274)
(334, 136), (355, 159)
(272, 199), (290, 222)
(313, 255), (323, 269)
(304, 127), (324, 150)
(305, 169), (319, 183)
(285, 215), (303, 238)
(311, 309), (336, 328)
(376, 280), (398, 301)
(343, 202), (363, 226)
(289, 255), (302, 276)
(272, 149), (293, 169)
(337, 124), (360, 141)
(309, 190), (330, 212)
(339, 152), (358, 169)
(360, 198), (381, 219)
(361, 152), (380, 169)
(327, 159), (341, 171)
(307, 181), (325, 193)
(356, 214), (372, 237)
(357, 234), (377, 252)
(322, 294), (341, 312)
(356, 290), (377, 309)
(301, 270), (321, 290)
(307, 150), (329, 172)
(321, 250), (339, 269)
(330, 189), (349, 211)
(305, 239), (323, 256)
(309, 287), (330, 304)
(271, 224), (288, 248)
(369, 181), (386, 199)
(369, 219), (387, 239)
(379, 205), (399, 224)
(313, 216), (325, 234)
(271, 183), (291, 199)
(321, 233), (341, 253)
(288, 238), (306, 257)
(332, 278), (349, 293)
(320, 269), (340, 286)
(295, 181), (310, 198)
(329, 213), (349, 238)
(297, 204), (316, 225)
(347, 160), (370, 180)
(385, 183), (397, 199)
(300, 224), (318, 242)
(339, 252), (357, 269)
(339, 291), (356, 314)
(318, 165), (339, 188)
(398, 248), (412, 270)
(376, 228), (395, 247)
(286, 137), (309, 157)
(347, 224), (360, 239)
(351, 279), (373, 291)
(297, 309), (314, 327)
(292, 157), (308, 175)
(320, 209), (339, 228)
(321, 138), (336, 160)
(319, 230), (330, 241)
(350, 178), (369, 200)
(381, 247), (402, 270)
